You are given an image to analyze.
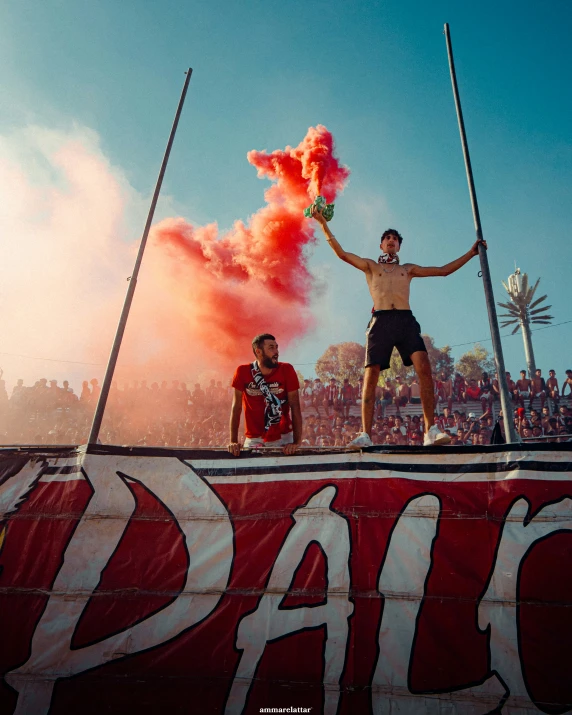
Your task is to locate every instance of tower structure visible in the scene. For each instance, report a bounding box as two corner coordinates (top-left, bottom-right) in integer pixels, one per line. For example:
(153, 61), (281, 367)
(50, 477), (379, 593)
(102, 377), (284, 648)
(498, 268), (553, 377)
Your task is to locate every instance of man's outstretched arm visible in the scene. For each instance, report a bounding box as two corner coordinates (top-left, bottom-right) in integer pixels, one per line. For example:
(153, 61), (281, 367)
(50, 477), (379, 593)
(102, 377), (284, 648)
(409, 239), (487, 278)
(312, 208), (370, 272)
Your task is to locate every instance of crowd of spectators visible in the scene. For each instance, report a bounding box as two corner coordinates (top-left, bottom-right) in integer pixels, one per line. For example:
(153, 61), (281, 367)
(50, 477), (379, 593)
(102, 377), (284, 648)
(0, 376), (233, 448)
(295, 368), (572, 445)
(0, 366), (570, 448)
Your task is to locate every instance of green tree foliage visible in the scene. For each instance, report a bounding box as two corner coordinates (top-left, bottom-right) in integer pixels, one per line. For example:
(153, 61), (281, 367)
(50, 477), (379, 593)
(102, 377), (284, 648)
(423, 335), (454, 379)
(381, 335), (453, 384)
(315, 335), (453, 386)
(315, 342), (365, 384)
(455, 343), (495, 382)
(384, 350), (415, 383)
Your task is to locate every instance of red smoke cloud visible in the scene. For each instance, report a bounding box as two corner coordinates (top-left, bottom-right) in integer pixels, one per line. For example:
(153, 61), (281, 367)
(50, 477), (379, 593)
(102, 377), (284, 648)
(125, 125), (349, 379)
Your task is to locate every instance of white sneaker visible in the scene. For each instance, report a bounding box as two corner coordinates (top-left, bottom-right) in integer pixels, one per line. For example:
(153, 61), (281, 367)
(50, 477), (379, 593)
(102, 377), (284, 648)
(348, 432), (373, 449)
(423, 425), (451, 446)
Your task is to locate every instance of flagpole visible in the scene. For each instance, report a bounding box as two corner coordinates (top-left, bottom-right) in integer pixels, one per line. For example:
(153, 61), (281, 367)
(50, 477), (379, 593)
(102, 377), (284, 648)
(87, 68), (193, 448)
(443, 25), (518, 444)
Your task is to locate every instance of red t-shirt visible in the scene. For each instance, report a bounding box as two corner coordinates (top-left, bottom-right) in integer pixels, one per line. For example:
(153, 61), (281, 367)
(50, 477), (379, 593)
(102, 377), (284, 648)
(232, 362), (300, 440)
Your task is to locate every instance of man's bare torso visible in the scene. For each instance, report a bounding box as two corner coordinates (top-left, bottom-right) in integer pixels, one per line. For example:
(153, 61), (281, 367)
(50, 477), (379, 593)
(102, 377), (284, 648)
(547, 377), (558, 391)
(531, 376), (544, 393)
(364, 259), (413, 310)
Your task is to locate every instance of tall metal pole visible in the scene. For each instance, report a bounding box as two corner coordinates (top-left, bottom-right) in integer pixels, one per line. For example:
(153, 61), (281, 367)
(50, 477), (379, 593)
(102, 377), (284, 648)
(443, 25), (518, 443)
(87, 69), (193, 448)
(521, 317), (537, 377)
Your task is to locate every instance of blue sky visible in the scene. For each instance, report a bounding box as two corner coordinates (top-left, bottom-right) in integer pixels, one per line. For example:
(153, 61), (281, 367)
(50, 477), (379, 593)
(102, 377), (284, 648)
(1, 0), (571, 389)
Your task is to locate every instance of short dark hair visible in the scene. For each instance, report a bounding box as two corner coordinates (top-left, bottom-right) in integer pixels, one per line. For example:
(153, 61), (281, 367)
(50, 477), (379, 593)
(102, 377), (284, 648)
(380, 228), (403, 246)
(252, 333), (276, 355)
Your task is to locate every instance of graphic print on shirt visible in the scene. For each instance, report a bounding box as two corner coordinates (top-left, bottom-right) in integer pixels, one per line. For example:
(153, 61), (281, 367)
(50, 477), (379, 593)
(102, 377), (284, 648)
(245, 381), (285, 399)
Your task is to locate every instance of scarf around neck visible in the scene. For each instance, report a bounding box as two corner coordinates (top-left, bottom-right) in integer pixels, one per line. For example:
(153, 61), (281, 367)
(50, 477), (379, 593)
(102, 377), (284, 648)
(378, 253), (400, 265)
(250, 361), (283, 440)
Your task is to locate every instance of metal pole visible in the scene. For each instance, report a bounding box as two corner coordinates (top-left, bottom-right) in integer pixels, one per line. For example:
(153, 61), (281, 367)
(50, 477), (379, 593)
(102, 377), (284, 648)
(87, 69), (193, 448)
(521, 317), (536, 377)
(443, 25), (518, 443)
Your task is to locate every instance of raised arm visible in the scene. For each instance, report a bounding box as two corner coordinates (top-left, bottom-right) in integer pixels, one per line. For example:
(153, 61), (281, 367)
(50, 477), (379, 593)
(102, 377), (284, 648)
(312, 208), (370, 273)
(408, 239), (486, 278)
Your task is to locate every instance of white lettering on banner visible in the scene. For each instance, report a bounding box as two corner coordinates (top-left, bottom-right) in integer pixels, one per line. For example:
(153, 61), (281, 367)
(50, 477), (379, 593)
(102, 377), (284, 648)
(225, 485), (353, 715)
(0, 459), (46, 520)
(478, 497), (572, 712)
(372, 494), (507, 714)
(6, 455), (234, 715)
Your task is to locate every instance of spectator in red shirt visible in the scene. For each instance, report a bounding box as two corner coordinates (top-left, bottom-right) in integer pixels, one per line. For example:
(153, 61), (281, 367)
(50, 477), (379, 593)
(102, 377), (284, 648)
(228, 334), (302, 456)
(465, 379), (481, 402)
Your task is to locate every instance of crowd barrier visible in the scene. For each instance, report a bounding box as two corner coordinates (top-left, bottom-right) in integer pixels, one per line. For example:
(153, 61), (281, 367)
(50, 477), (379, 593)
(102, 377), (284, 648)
(0, 443), (571, 714)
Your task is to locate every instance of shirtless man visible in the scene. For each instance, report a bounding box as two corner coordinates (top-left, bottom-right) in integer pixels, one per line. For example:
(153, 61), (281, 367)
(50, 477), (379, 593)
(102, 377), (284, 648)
(546, 370), (559, 409)
(312, 210), (486, 446)
(515, 370), (532, 409)
(504, 372), (516, 401)
(440, 373), (454, 412)
(530, 368), (546, 410)
(561, 370), (572, 399)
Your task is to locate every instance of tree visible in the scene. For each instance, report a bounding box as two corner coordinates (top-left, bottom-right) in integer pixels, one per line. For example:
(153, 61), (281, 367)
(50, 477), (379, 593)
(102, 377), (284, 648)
(455, 344), (495, 382)
(423, 335), (454, 379)
(380, 334), (453, 384)
(384, 350), (415, 383)
(315, 342), (365, 384)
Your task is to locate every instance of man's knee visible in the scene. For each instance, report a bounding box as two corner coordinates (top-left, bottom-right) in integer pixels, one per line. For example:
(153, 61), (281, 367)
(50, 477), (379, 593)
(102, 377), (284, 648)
(413, 354), (432, 379)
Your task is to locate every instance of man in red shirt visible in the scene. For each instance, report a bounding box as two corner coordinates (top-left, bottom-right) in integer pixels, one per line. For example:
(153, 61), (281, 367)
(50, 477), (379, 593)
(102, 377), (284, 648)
(465, 379), (481, 402)
(228, 333), (302, 456)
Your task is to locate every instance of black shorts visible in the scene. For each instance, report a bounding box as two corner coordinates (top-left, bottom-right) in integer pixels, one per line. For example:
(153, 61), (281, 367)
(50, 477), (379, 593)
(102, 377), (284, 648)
(365, 310), (427, 370)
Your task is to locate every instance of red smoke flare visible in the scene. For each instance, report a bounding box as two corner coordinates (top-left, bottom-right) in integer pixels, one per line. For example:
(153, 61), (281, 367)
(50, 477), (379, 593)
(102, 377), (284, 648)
(128, 125), (349, 379)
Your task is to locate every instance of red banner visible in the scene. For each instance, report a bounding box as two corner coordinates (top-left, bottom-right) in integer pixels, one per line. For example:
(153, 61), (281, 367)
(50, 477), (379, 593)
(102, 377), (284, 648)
(1, 445), (571, 714)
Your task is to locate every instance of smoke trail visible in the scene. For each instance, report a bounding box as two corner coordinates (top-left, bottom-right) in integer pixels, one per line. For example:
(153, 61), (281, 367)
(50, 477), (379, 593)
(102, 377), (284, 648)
(123, 125), (349, 379)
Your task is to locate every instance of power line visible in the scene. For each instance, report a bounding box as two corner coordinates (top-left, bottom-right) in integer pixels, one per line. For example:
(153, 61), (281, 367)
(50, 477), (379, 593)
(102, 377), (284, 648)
(1, 319), (570, 369)
(446, 319), (572, 349)
(292, 319), (572, 365)
(0, 351), (104, 366)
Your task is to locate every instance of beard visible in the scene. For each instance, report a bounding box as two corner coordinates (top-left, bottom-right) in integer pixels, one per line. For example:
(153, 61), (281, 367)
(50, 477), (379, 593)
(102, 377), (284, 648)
(261, 355), (278, 369)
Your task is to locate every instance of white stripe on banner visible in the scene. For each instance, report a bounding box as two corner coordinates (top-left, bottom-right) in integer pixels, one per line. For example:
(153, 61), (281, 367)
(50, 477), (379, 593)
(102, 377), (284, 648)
(31, 450), (571, 484)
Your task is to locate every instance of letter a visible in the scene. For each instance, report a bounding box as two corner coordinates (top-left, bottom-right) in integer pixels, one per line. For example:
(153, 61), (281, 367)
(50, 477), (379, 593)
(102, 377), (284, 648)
(225, 485), (353, 715)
